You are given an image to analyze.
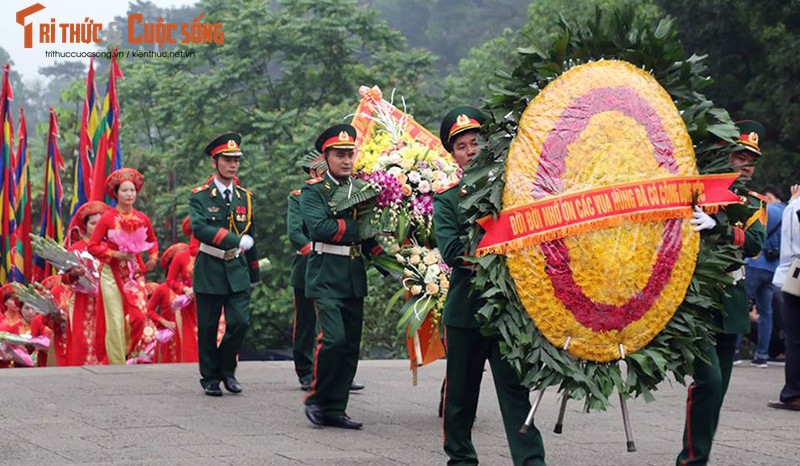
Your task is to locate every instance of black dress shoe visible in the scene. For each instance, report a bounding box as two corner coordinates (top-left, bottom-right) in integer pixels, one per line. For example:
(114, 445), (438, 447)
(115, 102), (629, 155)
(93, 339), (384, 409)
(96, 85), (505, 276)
(349, 382), (365, 391)
(300, 382), (311, 392)
(204, 383), (223, 397)
(324, 413), (363, 430)
(305, 404), (326, 426)
(223, 376), (242, 394)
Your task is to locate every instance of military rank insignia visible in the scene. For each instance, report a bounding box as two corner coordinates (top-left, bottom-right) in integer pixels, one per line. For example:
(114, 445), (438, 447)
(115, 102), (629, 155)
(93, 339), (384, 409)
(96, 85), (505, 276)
(235, 205), (247, 222)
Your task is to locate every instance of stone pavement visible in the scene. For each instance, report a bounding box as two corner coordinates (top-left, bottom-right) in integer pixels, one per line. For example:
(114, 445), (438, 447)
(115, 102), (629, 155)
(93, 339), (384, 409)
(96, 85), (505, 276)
(0, 360), (796, 465)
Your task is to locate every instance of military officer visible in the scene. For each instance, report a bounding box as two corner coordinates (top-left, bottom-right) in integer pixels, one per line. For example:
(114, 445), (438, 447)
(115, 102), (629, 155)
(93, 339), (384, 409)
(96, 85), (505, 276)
(189, 132), (260, 397)
(677, 120), (767, 465)
(288, 156), (366, 393)
(301, 124), (384, 429)
(434, 107), (546, 465)
(288, 158), (321, 392)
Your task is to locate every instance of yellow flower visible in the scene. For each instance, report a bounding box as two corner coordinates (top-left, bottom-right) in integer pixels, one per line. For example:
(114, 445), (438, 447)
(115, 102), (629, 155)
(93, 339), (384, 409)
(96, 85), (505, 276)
(402, 184), (413, 196)
(409, 254), (421, 265)
(426, 283), (440, 295)
(502, 61), (699, 362)
(396, 173), (408, 185)
(395, 254), (405, 263)
(411, 285), (423, 296)
(440, 279), (450, 290)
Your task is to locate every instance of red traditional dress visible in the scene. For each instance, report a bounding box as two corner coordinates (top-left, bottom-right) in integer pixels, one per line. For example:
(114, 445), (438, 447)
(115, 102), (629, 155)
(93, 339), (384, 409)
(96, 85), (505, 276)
(167, 247), (200, 363)
(41, 280), (73, 367)
(29, 314), (54, 367)
(147, 283), (180, 363)
(88, 208), (159, 364)
(60, 239), (103, 366)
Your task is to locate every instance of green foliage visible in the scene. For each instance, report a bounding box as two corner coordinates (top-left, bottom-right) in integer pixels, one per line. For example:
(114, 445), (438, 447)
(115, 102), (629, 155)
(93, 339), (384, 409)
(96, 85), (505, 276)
(439, 0), (661, 108)
(367, 0), (529, 74)
(103, 0), (435, 352)
(657, 0), (800, 196)
(464, 6), (743, 411)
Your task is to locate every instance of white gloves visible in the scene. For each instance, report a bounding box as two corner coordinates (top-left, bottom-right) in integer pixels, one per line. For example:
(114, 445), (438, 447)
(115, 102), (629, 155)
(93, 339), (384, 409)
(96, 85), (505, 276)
(690, 206), (716, 232)
(239, 234), (254, 251)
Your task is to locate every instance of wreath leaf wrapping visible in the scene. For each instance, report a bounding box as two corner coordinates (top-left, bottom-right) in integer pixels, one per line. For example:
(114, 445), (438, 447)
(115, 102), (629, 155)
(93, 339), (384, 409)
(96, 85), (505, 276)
(464, 7), (747, 411)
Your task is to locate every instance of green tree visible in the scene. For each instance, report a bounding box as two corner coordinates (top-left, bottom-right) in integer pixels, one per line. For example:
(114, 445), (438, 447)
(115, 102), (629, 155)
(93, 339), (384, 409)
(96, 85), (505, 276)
(656, 0), (800, 195)
(102, 0), (434, 353)
(440, 0), (660, 106)
(366, 0), (530, 74)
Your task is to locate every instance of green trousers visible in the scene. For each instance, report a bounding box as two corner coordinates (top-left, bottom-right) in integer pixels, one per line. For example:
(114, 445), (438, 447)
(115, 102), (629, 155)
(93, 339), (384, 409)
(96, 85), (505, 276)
(292, 288), (316, 385)
(443, 326), (546, 466)
(676, 333), (737, 466)
(304, 297), (363, 417)
(196, 291), (250, 387)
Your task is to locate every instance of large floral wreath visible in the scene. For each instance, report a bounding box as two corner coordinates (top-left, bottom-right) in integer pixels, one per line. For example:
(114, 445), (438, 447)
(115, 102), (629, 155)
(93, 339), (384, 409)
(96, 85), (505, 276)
(463, 9), (747, 410)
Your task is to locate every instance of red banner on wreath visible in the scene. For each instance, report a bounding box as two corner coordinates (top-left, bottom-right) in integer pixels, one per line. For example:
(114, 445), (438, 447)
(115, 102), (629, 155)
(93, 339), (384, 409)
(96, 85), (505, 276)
(476, 173), (741, 255)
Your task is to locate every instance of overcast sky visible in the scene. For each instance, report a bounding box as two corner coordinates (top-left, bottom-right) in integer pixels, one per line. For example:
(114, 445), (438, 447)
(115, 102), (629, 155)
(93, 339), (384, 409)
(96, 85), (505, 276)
(1, 0), (199, 83)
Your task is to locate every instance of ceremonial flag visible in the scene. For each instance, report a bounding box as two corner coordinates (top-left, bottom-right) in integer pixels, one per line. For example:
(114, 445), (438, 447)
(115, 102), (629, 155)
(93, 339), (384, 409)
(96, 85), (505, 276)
(90, 50), (124, 204)
(68, 58), (98, 224)
(11, 107), (31, 283)
(0, 64), (17, 284)
(33, 108), (65, 281)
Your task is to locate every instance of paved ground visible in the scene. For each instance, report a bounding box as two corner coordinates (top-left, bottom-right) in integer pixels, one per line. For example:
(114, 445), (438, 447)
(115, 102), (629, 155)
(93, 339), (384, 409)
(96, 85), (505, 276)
(0, 360), (797, 465)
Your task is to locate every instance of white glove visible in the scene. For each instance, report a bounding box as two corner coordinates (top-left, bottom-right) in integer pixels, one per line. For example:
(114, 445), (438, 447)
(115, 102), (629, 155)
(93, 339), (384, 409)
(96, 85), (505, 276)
(690, 206), (716, 232)
(239, 234), (254, 251)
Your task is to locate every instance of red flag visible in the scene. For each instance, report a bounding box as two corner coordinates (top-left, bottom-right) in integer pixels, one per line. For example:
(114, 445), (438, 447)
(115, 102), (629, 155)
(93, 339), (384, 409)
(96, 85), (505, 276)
(1, 64), (17, 283)
(12, 107), (31, 282)
(67, 58), (98, 241)
(90, 50), (124, 203)
(33, 108), (65, 281)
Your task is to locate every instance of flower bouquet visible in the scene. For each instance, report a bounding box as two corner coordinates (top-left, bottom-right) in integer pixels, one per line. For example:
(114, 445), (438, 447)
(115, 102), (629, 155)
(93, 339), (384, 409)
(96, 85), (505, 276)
(11, 282), (63, 319)
(393, 245), (450, 333)
(171, 294), (192, 311)
(331, 86), (460, 247)
(30, 234), (99, 295)
(126, 328), (175, 365)
(108, 220), (154, 293)
(0, 341), (34, 366)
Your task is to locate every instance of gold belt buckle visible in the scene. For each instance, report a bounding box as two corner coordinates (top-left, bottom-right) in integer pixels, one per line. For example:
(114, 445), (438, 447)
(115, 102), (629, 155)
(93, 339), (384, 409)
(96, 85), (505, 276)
(223, 248), (238, 260)
(349, 246), (361, 259)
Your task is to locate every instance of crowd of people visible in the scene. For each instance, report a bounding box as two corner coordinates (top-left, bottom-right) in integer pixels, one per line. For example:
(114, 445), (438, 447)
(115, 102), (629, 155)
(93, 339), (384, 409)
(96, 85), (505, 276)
(1, 108), (798, 466)
(0, 169), (204, 368)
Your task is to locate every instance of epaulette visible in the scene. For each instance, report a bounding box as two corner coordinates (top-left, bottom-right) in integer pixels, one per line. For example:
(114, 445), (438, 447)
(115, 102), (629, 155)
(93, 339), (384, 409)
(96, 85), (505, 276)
(434, 182), (459, 195)
(291, 189), (301, 196)
(305, 177), (323, 185)
(748, 190), (769, 203)
(235, 185), (252, 195)
(191, 184), (209, 193)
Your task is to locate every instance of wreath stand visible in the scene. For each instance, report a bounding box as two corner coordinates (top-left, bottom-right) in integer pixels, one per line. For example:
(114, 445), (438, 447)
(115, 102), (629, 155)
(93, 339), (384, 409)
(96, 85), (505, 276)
(519, 350), (637, 452)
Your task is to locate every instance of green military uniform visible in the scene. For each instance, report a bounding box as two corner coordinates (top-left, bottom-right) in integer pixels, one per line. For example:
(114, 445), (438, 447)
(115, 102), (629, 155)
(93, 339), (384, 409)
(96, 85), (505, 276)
(435, 107), (545, 466)
(300, 174), (383, 416)
(301, 125), (384, 423)
(287, 188), (315, 387)
(190, 132), (259, 392)
(678, 121), (767, 466)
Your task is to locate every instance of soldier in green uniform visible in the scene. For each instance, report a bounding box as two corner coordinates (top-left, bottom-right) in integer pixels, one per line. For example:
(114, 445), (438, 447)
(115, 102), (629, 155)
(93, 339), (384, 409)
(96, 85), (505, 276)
(287, 156), (366, 393)
(434, 107), (546, 466)
(301, 124), (384, 429)
(287, 161), (321, 392)
(189, 132), (260, 397)
(677, 121), (767, 465)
